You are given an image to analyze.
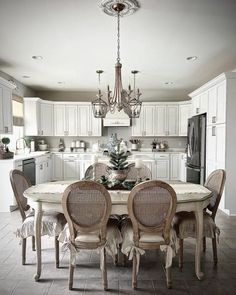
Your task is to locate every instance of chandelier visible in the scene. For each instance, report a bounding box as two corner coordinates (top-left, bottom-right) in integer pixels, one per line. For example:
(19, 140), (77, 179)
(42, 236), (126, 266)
(92, 0), (142, 119)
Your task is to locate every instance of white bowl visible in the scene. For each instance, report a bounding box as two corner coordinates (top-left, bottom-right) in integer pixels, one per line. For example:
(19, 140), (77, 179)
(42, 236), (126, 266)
(38, 144), (48, 151)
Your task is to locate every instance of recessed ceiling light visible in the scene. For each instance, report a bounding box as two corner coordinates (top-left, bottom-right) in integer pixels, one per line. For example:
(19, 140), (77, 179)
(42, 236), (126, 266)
(186, 56), (198, 61)
(32, 55), (43, 60)
(57, 81), (65, 85)
(22, 75), (30, 78)
(164, 81), (174, 85)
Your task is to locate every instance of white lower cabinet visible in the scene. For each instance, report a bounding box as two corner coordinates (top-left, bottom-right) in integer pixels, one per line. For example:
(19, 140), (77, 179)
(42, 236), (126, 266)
(155, 154), (169, 181)
(52, 153), (63, 181)
(63, 154), (80, 180)
(35, 155), (52, 184)
(170, 153), (180, 180)
(179, 153), (187, 182)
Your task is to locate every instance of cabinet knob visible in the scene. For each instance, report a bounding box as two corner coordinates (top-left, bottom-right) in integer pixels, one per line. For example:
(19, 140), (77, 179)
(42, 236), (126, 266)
(196, 108), (200, 114)
(212, 116), (216, 124)
(4, 126), (8, 133)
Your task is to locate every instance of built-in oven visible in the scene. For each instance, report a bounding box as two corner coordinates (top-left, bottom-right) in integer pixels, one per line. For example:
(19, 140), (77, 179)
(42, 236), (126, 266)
(22, 158), (36, 185)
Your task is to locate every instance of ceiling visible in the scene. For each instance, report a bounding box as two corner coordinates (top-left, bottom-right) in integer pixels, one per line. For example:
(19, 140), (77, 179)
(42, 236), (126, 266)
(0, 0), (236, 100)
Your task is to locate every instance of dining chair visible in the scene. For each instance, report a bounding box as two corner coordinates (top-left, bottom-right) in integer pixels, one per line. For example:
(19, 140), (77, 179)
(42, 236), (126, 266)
(126, 163), (152, 181)
(61, 180), (116, 290)
(121, 180), (177, 289)
(173, 169), (226, 269)
(10, 169), (66, 267)
(84, 162), (109, 180)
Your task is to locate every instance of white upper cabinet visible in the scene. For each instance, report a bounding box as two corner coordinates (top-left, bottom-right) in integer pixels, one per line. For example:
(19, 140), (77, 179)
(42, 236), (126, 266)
(24, 98), (53, 136)
(191, 91), (208, 116)
(207, 82), (226, 126)
(132, 103), (178, 137)
(0, 78), (14, 134)
(179, 103), (191, 136)
(40, 102), (53, 136)
(54, 104), (77, 136)
(143, 106), (155, 136)
(166, 105), (179, 136)
(132, 105), (155, 136)
(155, 105), (166, 136)
(77, 104), (102, 137)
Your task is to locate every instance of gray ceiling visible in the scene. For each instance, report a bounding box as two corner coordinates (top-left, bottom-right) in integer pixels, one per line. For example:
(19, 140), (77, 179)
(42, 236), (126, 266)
(0, 0), (236, 100)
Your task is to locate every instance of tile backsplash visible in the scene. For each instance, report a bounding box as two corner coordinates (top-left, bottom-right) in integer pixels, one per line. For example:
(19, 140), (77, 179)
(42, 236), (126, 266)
(34, 126), (187, 151)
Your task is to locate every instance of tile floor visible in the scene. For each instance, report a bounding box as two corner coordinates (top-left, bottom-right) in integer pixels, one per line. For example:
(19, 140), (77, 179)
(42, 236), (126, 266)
(0, 210), (236, 294)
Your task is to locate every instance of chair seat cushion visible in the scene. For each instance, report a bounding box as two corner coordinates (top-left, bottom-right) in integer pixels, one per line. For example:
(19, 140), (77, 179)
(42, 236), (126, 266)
(173, 211), (220, 239)
(58, 219), (122, 259)
(16, 210), (66, 239)
(121, 219), (164, 255)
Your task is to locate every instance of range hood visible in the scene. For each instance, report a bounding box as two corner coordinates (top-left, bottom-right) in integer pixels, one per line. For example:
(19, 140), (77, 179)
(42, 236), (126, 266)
(103, 109), (130, 127)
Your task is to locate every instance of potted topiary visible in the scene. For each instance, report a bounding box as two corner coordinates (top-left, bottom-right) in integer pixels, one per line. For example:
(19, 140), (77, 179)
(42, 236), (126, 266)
(107, 144), (130, 182)
(0, 137), (14, 159)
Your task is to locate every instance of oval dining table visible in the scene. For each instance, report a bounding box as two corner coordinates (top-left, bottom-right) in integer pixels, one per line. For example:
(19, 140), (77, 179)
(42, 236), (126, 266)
(24, 180), (212, 282)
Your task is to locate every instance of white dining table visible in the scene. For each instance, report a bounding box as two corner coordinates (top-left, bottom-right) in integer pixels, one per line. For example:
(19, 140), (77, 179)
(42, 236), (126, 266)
(24, 180), (212, 282)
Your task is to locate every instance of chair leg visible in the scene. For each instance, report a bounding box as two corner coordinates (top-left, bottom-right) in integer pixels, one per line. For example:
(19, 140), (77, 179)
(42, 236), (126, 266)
(101, 248), (108, 290)
(22, 238), (26, 265)
(212, 237), (218, 265)
(132, 252), (137, 289)
(178, 239), (183, 270)
(69, 264), (75, 290)
(55, 236), (59, 268)
(203, 237), (206, 252)
(166, 267), (172, 289)
(32, 236), (36, 251)
(68, 250), (75, 290)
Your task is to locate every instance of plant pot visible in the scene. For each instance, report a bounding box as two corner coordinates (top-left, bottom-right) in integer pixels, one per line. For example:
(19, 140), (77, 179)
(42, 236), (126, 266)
(108, 168), (129, 182)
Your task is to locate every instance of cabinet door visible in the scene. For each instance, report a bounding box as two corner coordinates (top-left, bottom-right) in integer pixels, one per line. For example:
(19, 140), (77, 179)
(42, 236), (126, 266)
(63, 160), (79, 180)
(206, 126), (217, 163)
(166, 105), (178, 136)
(170, 154), (180, 180)
(65, 105), (77, 136)
(80, 160), (92, 179)
(2, 87), (13, 133)
(52, 154), (63, 180)
(132, 112), (144, 136)
(54, 105), (65, 136)
(24, 99), (41, 136)
(36, 163), (44, 184)
(155, 106), (166, 136)
(192, 96), (200, 116)
(200, 91), (208, 114)
(40, 103), (53, 136)
(216, 124), (225, 167)
(143, 106), (155, 136)
(179, 154), (186, 182)
(90, 106), (102, 136)
(156, 160), (169, 181)
(179, 104), (190, 136)
(78, 105), (90, 136)
(216, 81), (226, 124)
(207, 87), (217, 125)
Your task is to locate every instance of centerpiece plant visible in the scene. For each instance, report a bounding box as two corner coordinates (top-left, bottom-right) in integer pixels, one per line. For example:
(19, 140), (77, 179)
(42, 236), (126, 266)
(107, 144), (130, 182)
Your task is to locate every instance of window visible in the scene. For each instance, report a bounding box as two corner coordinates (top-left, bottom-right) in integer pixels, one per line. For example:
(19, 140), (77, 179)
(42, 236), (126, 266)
(12, 95), (24, 126)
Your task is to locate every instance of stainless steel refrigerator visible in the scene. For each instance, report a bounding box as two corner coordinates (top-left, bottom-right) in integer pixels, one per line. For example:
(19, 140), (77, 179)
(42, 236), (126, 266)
(186, 113), (206, 185)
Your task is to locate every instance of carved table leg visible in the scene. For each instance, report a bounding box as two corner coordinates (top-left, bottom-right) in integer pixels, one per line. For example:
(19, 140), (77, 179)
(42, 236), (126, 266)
(34, 201), (42, 281)
(194, 206), (204, 280)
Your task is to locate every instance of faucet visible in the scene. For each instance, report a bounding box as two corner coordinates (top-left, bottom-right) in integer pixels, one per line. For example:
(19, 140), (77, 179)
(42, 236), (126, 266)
(16, 137), (29, 154)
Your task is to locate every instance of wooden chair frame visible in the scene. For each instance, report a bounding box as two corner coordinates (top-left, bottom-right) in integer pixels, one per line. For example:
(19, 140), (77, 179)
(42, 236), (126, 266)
(178, 169), (226, 269)
(62, 180), (112, 290)
(84, 163), (109, 180)
(10, 169), (60, 267)
(127, 180), (177, 289)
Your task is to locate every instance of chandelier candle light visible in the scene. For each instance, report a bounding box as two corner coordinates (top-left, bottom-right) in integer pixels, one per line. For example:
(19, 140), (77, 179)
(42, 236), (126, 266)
(92, 0), (142, 119)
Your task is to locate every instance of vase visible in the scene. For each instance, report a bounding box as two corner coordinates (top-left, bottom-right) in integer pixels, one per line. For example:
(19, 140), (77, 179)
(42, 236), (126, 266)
(108, 168), (129, 182)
